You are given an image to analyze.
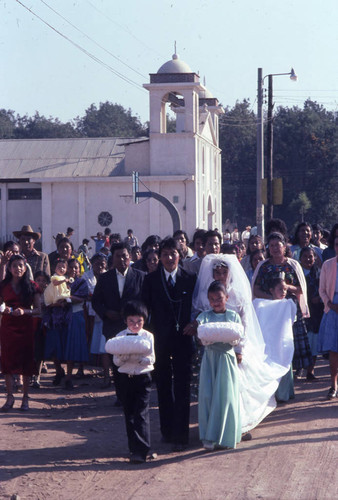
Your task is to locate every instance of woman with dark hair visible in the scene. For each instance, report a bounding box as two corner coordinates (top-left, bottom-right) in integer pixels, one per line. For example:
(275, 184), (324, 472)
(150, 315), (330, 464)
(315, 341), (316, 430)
(83, 253), (111, 388)
(144, 249), (159, 274)
(246, 249), (265, 285)
(131, 245), (142, 263)
(322, 223), (338, 263)
(240, 235), (264, 273)
(0, 240), (33, 281)
(265, 218), (289, 241)
(50, 237), (85, 275)
(133, 235), (162, 272)
(63, 259), (89, 387)
(44, 258), (88, 389)
(141, 235), (161, 254)
(0, 255), (41, 411)
(299, 247), (323, 380)
(132, 248), (159, 274)
(291, 222), (322, 264)
(50, 237), (74, 274)
(312, 224), (327, 250)
(318, 236), (338, 399)
(173, 230), (193, 261)
(253, 232), (312, 388)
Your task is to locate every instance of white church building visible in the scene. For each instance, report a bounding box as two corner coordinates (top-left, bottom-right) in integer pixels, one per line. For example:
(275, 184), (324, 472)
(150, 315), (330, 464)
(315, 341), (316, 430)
(0, 53), (224, 253)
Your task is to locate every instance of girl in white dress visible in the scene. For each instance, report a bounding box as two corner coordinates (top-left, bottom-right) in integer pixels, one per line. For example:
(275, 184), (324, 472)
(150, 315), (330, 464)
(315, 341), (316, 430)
(193, 254), (289, 433)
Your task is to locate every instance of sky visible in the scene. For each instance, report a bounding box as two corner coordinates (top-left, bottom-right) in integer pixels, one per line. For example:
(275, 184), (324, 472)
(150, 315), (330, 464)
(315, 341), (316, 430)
(1, 0), (338, 125)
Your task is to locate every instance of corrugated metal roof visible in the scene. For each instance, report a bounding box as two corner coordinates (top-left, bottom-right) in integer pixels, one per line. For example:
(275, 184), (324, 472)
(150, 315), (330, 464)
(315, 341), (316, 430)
(0, 137), (148, 179)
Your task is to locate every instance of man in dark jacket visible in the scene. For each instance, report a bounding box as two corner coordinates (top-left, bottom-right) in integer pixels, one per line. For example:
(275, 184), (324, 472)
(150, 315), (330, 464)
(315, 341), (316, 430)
(92, 242), (145, 401)
(142, 237), (196, 451)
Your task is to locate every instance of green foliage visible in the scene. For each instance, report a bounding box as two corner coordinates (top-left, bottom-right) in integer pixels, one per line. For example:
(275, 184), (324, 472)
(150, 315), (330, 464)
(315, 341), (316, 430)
(166, 114), (176, 133)
(0, 110), (79, 139)
(272, 100), (337, 229)
(289, 192), (311, 224)
(15, 112), (79, 139)
(220, 99), (338, 231)
(0, 102), (148, 139)
(219, 100), (257, 228)
(76, 101), (147, 137)
(0, 109), (16, 138)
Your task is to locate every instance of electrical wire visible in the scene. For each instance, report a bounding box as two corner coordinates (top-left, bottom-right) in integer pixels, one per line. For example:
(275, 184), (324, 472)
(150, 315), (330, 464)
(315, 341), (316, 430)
(13, 2), (336, 132)
(39, 0), (147, 80)
(85, 0), (166, 60)
(15, 0), (147, 94)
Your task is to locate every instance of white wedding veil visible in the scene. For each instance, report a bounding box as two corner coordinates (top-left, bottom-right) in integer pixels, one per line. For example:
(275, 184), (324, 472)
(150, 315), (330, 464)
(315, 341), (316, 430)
(193, 254), (254, 320)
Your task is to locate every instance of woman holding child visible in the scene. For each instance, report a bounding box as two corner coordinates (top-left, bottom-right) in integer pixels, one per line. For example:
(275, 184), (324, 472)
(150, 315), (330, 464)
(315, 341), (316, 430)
(44, 258), (88, 390)
(253, 232), (312, 379)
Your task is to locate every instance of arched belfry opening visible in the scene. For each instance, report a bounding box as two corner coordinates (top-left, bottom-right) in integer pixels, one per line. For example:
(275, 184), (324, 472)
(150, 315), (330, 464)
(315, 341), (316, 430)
(161, 91), (186, 134)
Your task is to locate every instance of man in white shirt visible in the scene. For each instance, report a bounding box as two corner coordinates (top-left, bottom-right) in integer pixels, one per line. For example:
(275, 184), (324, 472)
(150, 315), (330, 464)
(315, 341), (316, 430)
(92, 243), (145, 402)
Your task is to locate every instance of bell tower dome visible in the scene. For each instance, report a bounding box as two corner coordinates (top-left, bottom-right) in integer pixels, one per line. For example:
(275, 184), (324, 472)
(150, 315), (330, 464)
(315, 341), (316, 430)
(144, 52), (202, 136)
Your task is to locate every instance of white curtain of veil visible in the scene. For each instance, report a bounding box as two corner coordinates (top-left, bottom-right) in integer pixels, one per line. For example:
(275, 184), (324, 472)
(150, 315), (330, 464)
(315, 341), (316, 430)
(193, 254), (289, 432)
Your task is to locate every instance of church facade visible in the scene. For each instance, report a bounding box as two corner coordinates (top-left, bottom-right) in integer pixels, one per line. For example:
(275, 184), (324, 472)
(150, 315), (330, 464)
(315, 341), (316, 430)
(0, 54), (224, 253)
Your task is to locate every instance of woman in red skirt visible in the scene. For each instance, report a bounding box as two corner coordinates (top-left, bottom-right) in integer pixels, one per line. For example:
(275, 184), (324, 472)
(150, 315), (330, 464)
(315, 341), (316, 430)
(0, 254), (40, 411)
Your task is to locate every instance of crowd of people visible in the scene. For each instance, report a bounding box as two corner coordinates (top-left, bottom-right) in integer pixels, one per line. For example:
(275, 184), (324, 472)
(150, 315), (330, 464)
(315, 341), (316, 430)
(0, 219), (337, 464)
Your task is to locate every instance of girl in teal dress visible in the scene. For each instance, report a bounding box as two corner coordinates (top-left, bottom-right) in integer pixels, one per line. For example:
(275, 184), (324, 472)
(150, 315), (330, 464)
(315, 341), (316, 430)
(197, 281), (243, 450)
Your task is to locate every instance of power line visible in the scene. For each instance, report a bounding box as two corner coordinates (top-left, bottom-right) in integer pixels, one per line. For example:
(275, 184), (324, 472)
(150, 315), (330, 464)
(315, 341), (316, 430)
(14, 2), (336, 131)
(15, 0), (147, 94)
(85, 0), (166, 60)
(39, 0), (147, 80)
(274, 89), (338, 92)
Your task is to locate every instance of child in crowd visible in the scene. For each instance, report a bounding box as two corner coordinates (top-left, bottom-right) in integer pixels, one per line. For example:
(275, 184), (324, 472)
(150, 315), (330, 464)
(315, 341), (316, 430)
(44, 259), (72, 306)
(105, 301), (155, 464)
(196, 281), (243, 451)
(269, 276), (288, 300)
(299, 247), (324, 380)
(269, 273), (297, 403)
(246, 249), (265, 284)
(31, 271), (50, 388)
(91, 232), (105, 253)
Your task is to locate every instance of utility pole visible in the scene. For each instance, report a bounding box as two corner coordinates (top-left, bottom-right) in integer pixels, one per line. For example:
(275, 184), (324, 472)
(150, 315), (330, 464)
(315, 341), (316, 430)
(256, 68), (264, 240)
(267, 74), (274, 221)
(257, 67), (297, 236)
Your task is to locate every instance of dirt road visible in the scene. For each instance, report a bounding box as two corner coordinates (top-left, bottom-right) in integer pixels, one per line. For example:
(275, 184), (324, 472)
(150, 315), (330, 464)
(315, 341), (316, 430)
(0, 358), (337, 500)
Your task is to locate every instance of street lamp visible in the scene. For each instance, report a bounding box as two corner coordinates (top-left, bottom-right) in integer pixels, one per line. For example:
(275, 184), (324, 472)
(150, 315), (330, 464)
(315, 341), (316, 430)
(256, 68), (297, 239)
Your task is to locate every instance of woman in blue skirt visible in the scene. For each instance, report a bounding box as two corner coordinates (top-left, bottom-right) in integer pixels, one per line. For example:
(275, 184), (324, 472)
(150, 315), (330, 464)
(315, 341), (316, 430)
(64, 259), (89, 389)
(318, 236), (338, 400)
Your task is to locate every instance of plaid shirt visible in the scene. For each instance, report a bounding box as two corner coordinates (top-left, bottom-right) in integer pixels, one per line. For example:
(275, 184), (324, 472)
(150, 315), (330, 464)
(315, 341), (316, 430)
(25, 250), (50, 276)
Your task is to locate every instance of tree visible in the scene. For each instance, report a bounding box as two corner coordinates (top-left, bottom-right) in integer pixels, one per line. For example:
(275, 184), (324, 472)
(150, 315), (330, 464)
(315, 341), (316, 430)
(14, 112), (79, 139)
(220, 99), (338, 231)
(273, 100), (338, 229)
(219, 100), (257, 228)
(166, 114), (176, 133)
(289, 192), (311, 224)
(0, 109), (16, 138)
(76, 102), (147, 137)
